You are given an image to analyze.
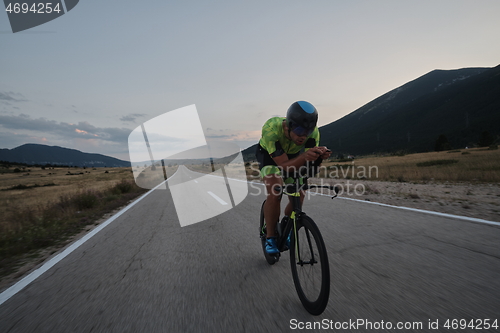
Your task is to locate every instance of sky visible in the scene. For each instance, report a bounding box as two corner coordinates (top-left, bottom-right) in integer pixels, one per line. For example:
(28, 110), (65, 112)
(1, 1), (500, 161)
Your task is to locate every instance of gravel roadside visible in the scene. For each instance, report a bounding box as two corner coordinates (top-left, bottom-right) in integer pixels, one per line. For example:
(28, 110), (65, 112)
(309, 178), (500, 223)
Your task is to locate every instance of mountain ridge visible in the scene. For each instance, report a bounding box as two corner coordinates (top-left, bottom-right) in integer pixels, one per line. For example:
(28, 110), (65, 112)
(320, 65), (500, 155)
(0, 144), (130, 167)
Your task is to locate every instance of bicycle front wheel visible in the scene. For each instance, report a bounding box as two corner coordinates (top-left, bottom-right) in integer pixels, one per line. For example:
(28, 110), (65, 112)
(289, 215), (330, 315)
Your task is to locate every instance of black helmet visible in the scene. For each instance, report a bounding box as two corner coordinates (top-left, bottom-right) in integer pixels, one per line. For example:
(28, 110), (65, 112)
(286, 101), (318, 136)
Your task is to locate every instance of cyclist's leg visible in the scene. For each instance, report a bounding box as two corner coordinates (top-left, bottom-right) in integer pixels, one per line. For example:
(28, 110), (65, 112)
(256, 144), (283, 239)
(284, 190), (305, 216)
(263, 173), (282, 238)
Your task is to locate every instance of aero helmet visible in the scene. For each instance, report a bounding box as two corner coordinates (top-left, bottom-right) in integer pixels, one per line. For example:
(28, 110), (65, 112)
(286, 101), (318, 136)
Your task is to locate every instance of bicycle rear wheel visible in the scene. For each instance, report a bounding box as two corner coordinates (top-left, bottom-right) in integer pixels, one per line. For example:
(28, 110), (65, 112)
(289, 215), (330, 315)
(260, 200), (278, 265)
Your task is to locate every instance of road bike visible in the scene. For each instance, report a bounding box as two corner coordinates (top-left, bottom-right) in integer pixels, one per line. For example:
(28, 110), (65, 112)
(259, 175), (338, 315)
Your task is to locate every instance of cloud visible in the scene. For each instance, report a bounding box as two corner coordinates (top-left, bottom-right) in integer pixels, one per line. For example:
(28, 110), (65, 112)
(0, 91), (28, 102)
(0, 114), (131, 144)
(203, 128), (260, 150)
(206, 134), (236, 139)
(120, 113), (147, 123)
(0, 131), (40, 148)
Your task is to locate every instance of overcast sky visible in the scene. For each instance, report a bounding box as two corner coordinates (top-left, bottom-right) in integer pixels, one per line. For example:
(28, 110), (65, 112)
(1, 1), (500, 160)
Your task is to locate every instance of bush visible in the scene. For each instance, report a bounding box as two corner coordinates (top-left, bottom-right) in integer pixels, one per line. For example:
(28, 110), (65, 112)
(73, 190), (99, 210)
(111, 179), (133, 194)
(416, 159), (459, 167)
(8, 184), (30, 190)
(391, 150), (408, 157)
(105, 194), (120, 202)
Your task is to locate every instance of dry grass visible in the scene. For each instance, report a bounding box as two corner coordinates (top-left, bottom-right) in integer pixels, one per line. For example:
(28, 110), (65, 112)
(0, 166), (133, 224)
(321, 147), (500, 183)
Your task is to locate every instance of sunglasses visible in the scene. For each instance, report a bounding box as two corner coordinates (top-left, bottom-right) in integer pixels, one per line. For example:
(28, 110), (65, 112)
(291, 126), (314, 137)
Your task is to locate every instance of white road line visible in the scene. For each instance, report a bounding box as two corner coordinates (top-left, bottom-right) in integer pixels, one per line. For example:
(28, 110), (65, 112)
(0, 180), (166, 306)
(205, 172), (248, 183)
(337, 196), (500, 227)
(207, 191), (228, 205)
(250, 181), (500, 227)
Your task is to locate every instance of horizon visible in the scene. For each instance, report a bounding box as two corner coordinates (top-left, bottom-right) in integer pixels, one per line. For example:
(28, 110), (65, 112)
(2, 62), (499, 162)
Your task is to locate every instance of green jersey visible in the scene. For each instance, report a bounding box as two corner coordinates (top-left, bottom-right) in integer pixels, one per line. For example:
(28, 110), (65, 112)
(259, 117), (320, 156)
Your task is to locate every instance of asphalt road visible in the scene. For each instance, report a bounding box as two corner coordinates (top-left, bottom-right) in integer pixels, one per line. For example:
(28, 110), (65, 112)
(1, 168), (499, 332)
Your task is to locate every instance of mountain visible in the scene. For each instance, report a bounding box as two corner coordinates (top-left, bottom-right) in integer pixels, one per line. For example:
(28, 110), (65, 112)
(0, 144), (130, 167)
(242, 65), (500, 160)
(319, 65), (500, 155)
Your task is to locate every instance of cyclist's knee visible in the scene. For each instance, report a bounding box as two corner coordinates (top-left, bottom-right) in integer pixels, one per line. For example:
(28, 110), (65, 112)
(264, 175), (282, 197)
(267, 191), (282, 203)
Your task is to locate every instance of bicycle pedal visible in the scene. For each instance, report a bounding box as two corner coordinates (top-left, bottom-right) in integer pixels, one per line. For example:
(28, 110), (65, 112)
(279, 244), (289, 252)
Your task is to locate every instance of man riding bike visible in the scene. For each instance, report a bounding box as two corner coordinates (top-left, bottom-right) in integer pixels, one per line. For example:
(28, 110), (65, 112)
(256, 101), (331, 254)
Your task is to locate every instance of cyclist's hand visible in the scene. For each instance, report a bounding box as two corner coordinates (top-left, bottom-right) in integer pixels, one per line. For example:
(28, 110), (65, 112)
(304, 147), (322, 161)
(305, 147), (332, 161)
(318, 147), (332, 159)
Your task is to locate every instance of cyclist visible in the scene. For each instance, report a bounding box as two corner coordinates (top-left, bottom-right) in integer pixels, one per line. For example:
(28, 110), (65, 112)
(256, 101), (331, 254)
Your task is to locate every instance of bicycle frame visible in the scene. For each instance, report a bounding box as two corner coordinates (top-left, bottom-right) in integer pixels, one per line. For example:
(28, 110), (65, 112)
(274, 177), (338, 254)
(276, 180), (303, 254)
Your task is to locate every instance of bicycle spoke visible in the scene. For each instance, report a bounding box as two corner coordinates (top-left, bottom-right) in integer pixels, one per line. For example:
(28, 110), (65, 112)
(305, 227), (315, 265)
(290, 216), (329, 315)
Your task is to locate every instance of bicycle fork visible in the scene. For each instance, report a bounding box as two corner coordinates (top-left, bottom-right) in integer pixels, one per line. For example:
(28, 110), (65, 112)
(288, 211), (317, 267)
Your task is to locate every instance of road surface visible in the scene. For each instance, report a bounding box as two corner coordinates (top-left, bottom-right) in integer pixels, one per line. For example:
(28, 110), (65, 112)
(1, 167), (499, 332)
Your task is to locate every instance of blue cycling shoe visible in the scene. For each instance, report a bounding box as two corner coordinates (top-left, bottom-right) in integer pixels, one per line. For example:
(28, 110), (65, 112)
(286, 233), (291, 249)
(265, 237), (279, 254)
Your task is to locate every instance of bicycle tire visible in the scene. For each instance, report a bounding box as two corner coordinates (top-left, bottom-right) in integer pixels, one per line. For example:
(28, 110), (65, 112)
(289, 215), (330, 315)
(260, 200), (278, 265)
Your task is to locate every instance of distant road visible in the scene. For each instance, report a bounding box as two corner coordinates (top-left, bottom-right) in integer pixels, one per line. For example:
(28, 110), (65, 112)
(1, 168), (499, 332)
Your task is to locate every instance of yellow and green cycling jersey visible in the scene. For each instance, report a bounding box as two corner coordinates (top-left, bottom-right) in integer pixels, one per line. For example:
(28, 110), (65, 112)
(259, 117), (320, 156)
(258, 117), (320, 178)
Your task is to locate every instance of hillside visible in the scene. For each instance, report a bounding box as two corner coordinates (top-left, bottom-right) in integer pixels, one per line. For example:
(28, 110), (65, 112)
(0, 144), (130, 167)
(320, 65), (500, 155)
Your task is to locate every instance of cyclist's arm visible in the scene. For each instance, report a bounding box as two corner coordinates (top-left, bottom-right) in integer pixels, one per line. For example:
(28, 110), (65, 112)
(273, 147), (323, 172)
